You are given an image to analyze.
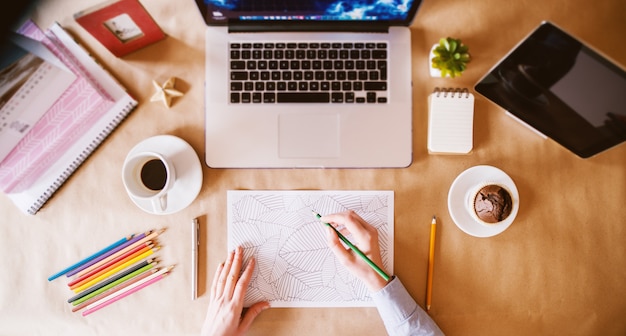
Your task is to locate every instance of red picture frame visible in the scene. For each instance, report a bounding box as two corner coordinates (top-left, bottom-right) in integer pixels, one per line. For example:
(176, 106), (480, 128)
(74, 0), (165, 57)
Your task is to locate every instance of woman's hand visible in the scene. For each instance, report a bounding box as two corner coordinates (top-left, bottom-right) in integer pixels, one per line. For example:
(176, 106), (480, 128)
(321, 211), (390, 292)
(201, 246), (270, 336)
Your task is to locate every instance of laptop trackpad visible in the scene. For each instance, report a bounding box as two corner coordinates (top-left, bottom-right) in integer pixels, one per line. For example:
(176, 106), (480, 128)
(279, 113), (340, 158)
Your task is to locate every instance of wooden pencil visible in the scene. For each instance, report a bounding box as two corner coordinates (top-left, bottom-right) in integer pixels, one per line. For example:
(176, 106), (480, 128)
(69, 261), (156, 304)
(68, 242), (153, 289)
(67, 259), (153, 302)
(48, 235), (131, 281)
(72, 268), (157, 312)
(82, 266), (173, 316)
(82, 272), (169, 316)
(426, 215), (436, 312)
(73, 247), (160, 293)
(65, 232), (146, 277)
(74, 228), (165, 278)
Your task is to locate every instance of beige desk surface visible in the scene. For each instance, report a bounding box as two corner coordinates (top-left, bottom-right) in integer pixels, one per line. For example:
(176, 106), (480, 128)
(1, 0), (625, 335)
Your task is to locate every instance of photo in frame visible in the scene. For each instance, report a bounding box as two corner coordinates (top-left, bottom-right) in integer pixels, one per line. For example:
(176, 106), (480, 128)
(74, 0), (165, 57)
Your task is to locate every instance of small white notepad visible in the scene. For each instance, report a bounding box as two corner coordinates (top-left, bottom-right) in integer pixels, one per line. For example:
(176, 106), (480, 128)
(427, 87), (475, 154)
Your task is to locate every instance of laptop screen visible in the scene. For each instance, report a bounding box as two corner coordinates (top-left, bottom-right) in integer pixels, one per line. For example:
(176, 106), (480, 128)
(196, 0), (421, 25)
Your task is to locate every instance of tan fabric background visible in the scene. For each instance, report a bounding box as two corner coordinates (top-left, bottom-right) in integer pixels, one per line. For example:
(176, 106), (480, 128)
(1, 0), (625, 335)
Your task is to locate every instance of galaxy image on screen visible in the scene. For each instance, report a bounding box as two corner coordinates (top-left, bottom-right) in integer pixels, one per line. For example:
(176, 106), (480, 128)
(204, 0), (414, 21)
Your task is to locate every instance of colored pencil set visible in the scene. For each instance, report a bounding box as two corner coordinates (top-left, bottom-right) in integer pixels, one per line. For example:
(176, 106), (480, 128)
(48, 228), (173, 316)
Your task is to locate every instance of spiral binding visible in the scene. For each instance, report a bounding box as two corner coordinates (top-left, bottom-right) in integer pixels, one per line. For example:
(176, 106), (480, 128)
(433, 87), (471, 98)
(27, 104), (136, 215)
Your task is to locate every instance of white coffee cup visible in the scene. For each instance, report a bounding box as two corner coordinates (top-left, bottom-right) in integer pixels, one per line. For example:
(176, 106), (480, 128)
(122, 151), (176, 213)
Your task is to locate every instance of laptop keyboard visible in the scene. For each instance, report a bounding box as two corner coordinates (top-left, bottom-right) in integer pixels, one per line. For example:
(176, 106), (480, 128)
(229, 42), (388, 104)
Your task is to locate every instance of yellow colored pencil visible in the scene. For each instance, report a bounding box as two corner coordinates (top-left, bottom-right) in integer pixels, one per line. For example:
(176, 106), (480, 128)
(75, 228), (165, 278)
(73, 247), (160, 293)
(426, 215), (436, 312)
(69, 243), (153, 290)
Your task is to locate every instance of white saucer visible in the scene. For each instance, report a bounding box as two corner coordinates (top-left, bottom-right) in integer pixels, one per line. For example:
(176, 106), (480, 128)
(447, 165), (519, 237)
(123, 135), (203, 215)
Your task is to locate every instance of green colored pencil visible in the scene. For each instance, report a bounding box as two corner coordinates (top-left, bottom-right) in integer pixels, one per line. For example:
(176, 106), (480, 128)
(314, 211), (390, 281)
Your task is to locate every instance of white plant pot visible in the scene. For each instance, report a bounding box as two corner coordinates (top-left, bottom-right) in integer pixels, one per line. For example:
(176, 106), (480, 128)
(429, 44), (444, 78)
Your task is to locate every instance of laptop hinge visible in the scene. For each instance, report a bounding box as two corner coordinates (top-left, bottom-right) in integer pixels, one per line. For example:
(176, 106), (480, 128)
(228, 20), (390, 33)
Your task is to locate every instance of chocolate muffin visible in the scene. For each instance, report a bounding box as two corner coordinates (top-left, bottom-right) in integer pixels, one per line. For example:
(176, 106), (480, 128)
(472, 184), (513, 224)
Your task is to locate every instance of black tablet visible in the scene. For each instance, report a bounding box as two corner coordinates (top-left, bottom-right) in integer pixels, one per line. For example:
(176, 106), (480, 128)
(475, 21), (626, 158)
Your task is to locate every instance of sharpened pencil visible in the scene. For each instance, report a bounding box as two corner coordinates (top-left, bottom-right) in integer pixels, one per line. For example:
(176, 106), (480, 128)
(68, 242), (153, 289)
(426, 215), (436, 312)
(65, 232), (146, 277)
(48, 235), (132, 281)
(82, 266), (173, 316)
(73, 247), (160, 293)
(69, 261), (157, 305)
(74, 228), (164, 278)
(67, 259), (154, 303)
(72, 268), (157, 312)
(314, 211), (390, 281)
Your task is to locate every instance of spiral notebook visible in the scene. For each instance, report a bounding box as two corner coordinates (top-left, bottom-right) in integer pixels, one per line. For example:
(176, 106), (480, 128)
(427, 87), (475, 154)
(0, 33), (76, 162)
(0, 21), (137, 215)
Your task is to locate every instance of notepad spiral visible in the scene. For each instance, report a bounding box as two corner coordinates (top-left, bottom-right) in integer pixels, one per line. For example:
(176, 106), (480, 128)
(432, 87), (472, 98)
(28, 105), (135, 215)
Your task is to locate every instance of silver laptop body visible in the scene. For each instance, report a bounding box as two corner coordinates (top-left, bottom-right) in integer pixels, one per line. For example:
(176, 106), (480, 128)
(197, 1), (423, 168)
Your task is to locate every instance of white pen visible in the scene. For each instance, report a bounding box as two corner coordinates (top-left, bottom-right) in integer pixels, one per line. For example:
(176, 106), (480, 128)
(192, 217), (199, 300)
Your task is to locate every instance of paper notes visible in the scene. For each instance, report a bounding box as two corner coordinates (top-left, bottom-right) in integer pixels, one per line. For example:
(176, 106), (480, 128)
(427, 87), (475, 154)
(227, 190), (394, 307)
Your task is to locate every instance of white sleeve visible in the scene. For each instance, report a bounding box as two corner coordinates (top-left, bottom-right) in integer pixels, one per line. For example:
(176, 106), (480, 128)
(371, 276), (444, 336)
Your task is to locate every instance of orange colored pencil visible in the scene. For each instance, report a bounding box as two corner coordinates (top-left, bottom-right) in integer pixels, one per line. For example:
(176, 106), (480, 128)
(74, 228), (165, 278)
(73, 247), (160, 293)
(69, 242), (153, 289)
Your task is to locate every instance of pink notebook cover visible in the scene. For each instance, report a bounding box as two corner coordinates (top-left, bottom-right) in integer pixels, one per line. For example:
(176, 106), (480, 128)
(0, 21), (114, 193)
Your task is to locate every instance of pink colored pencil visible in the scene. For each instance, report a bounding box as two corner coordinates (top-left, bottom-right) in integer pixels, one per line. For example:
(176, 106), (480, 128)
(71, 269), (157, 312)
(82, 271), (169, 316)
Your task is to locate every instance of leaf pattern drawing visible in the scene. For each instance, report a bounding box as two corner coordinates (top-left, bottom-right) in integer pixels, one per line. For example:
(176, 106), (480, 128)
(227, 190), (394, 307)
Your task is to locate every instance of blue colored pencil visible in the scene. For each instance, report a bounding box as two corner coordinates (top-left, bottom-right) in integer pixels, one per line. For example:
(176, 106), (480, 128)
(65, 232), (146, 277)
(47, 235), (132, 281)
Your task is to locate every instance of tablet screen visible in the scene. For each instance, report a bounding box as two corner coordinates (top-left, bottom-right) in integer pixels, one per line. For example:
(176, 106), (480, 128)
(475, 21), (626, 158)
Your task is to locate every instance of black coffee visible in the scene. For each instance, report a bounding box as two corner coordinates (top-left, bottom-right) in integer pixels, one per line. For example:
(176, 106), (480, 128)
(140, 159), (167, 191)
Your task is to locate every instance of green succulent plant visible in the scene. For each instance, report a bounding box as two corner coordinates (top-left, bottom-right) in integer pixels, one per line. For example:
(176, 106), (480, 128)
(431, 37), (471, 78)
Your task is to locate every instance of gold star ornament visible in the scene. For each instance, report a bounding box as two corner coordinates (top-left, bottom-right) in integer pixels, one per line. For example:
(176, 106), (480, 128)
(150, 77), (184, 108)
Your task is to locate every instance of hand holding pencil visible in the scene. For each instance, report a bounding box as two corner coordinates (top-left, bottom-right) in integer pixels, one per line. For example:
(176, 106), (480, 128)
(320, 211), (391, 292)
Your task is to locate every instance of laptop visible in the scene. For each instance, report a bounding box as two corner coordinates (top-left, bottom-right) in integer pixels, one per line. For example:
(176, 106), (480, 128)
(194, 0), (423, 168)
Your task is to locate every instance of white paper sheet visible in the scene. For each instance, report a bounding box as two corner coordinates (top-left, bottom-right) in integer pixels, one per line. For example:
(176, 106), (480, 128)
(227, 190), (394, 307)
